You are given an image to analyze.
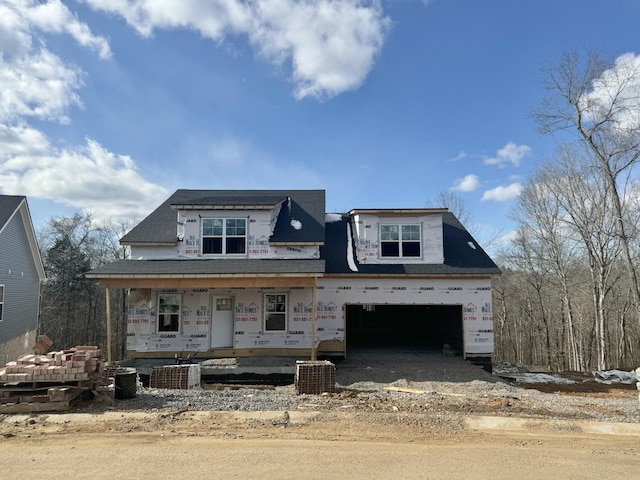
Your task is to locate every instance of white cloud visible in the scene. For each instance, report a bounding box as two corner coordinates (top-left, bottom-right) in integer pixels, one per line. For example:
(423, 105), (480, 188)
(0, 2), (165, 221)
(0, 138), (168, 220)
(482, 183), (522, 202)
(0, 49), (84, 123)
(484, 142), (531, 167)
(80, 0), (390, 99)
(452, 174), (479, 192)
(583, 52), (640, 132)
(0, 124), (51, 156)
(448, 151), (467, 162)
(26, 0), (112, 59)
(1, 0), (111, 58)
(0, 1), (113, 124)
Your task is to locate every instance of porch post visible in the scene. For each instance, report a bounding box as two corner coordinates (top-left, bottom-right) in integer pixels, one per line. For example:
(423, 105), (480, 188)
(105, 287), (112, 365)
(311, 278), (317, 361)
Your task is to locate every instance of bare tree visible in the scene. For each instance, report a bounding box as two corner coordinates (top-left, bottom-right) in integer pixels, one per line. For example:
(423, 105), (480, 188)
(511, 167), (584, 370)
(532, 50), (640, 320)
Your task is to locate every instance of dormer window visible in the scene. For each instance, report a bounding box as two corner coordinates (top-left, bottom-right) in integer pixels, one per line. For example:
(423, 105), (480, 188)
(380, 224), (421, 258)
(202, 218), (247, 255)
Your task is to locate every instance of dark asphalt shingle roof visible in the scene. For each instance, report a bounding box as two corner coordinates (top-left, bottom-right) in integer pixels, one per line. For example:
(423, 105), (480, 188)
(0, 195), (24, 230)
(87, 259), (325, 276)
(90, 190), (499, 279)
(121, 189), (325, 245)
(320, 212), (500, 276)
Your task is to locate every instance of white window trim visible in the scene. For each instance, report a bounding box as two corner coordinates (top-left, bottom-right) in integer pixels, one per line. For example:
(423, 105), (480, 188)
(157, 292), (182, 333)
(201, 217), (248, 256)
(379, 223), (422, 259)
(263, 293), (287, 333)
(0, 285), (4, 322)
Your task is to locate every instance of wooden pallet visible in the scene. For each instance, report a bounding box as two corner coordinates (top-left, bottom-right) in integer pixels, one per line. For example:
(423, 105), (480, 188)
(0, 382), (90, 413)
(0, 399), (72, 414)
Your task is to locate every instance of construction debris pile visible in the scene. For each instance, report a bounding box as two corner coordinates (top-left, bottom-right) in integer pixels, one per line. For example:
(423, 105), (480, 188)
(0, 346), (104, 413)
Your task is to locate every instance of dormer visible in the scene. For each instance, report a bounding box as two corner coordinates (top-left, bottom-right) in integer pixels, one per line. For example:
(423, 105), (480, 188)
(116, 189), (324, 260)
(349, 209), (446, 264)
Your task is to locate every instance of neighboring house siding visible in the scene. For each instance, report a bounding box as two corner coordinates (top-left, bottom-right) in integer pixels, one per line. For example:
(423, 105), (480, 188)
(0, 212), (41, 345)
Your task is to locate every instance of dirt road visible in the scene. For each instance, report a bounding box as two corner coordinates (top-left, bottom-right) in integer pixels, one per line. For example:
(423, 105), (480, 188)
(1, 410), (638, 479)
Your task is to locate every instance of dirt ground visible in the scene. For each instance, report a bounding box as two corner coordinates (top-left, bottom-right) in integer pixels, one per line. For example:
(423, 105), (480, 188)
(1, 351), (638, 478)
(0, 410), (638, 479)
(1, 403), (639, 479)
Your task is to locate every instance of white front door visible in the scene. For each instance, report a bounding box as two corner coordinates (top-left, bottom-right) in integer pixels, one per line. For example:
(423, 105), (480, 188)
(211, 296), (234, 348)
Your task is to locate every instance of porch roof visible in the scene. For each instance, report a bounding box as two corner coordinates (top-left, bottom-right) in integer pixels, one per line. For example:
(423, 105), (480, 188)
(86, 258), (325, 278)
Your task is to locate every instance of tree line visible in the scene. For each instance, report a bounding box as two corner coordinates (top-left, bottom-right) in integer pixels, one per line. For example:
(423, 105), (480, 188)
(34, 50), (640, 371)
(37, 214), (131, 360)
(493, 51), (640, 371)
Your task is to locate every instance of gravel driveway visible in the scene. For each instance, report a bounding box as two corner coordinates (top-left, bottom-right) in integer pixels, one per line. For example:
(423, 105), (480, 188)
(106, 348), (640, 424)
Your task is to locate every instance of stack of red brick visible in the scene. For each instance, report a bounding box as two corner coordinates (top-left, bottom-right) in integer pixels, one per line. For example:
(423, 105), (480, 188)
(0, 346), (103, 384)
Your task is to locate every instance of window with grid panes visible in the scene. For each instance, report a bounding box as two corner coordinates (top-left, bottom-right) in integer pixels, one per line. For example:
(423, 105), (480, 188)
(202, 218), (247, 255)
(157, 293), (181, 332)
(264, 293), (287, 332)
(380, 224), (421, 258)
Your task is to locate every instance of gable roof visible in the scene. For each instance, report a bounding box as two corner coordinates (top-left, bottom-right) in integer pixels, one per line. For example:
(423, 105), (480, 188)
(0, 195), (24, 230)
(0, 195), (46, 281)
(121, 189), (326, 245)
(320, 212), (500, 276)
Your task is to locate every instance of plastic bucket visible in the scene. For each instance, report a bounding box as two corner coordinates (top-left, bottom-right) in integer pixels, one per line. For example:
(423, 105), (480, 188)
(115, 367), (138, 399)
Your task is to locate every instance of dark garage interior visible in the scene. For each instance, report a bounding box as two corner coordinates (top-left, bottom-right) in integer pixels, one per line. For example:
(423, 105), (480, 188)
(345, 304), (463, 352)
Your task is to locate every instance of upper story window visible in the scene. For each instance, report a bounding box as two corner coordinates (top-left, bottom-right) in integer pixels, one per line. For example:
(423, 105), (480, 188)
(157, 293), (181, 332)
(202, 218), (247, 255)
(0, 285), (4, 322)
(380, 224), (421, 258)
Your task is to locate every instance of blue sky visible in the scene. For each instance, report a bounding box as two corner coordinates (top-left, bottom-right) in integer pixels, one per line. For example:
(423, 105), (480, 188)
(1, 0), (639, 251)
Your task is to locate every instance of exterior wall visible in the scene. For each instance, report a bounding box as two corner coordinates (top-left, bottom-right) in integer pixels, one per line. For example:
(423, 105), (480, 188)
(351, 213), (444, 264)
(317, 278), (493, 357)
(0, 329), (37, 365)
(177, 209), (319, 258)
(124, 277), (493, 358)
(126, 287), (319, 352)
(0, 212), (41, 346)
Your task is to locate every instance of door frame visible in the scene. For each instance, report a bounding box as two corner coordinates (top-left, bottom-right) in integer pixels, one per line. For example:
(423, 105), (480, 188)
(210, 295), (235, 349)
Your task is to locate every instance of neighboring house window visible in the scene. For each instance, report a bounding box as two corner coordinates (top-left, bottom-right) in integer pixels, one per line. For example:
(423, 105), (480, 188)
(157, 293), (181, 332)
(380, 224), (421, 258)
(264, 293), (287, 332)
(202, 218), (247, 255)
(0, 285), (3, 322)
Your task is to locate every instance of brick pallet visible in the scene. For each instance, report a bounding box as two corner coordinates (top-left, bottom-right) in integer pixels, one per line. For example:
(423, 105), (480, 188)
(149, 364), (201, 389)
(0, 346), (104, 413)
(295, 360), (336, 395)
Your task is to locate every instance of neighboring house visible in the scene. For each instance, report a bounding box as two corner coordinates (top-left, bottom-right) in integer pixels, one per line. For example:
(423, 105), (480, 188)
(87, 190), (500, 367)
(0, 195), (46, 363)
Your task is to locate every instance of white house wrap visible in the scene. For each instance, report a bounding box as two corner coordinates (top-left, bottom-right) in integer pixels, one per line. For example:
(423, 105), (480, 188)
(87, 190), (500, 368)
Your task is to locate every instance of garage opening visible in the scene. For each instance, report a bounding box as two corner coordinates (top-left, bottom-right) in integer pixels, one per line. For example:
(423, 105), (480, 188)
(345, 304), (463, 353)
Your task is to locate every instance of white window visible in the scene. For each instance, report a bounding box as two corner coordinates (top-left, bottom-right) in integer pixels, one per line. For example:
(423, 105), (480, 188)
(380, 224), (421, 258)
(0, 285), (4, 322)
(264, 293), (287, 332)
(202, 218), (247, 255)
(157, 293), (181, 332)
